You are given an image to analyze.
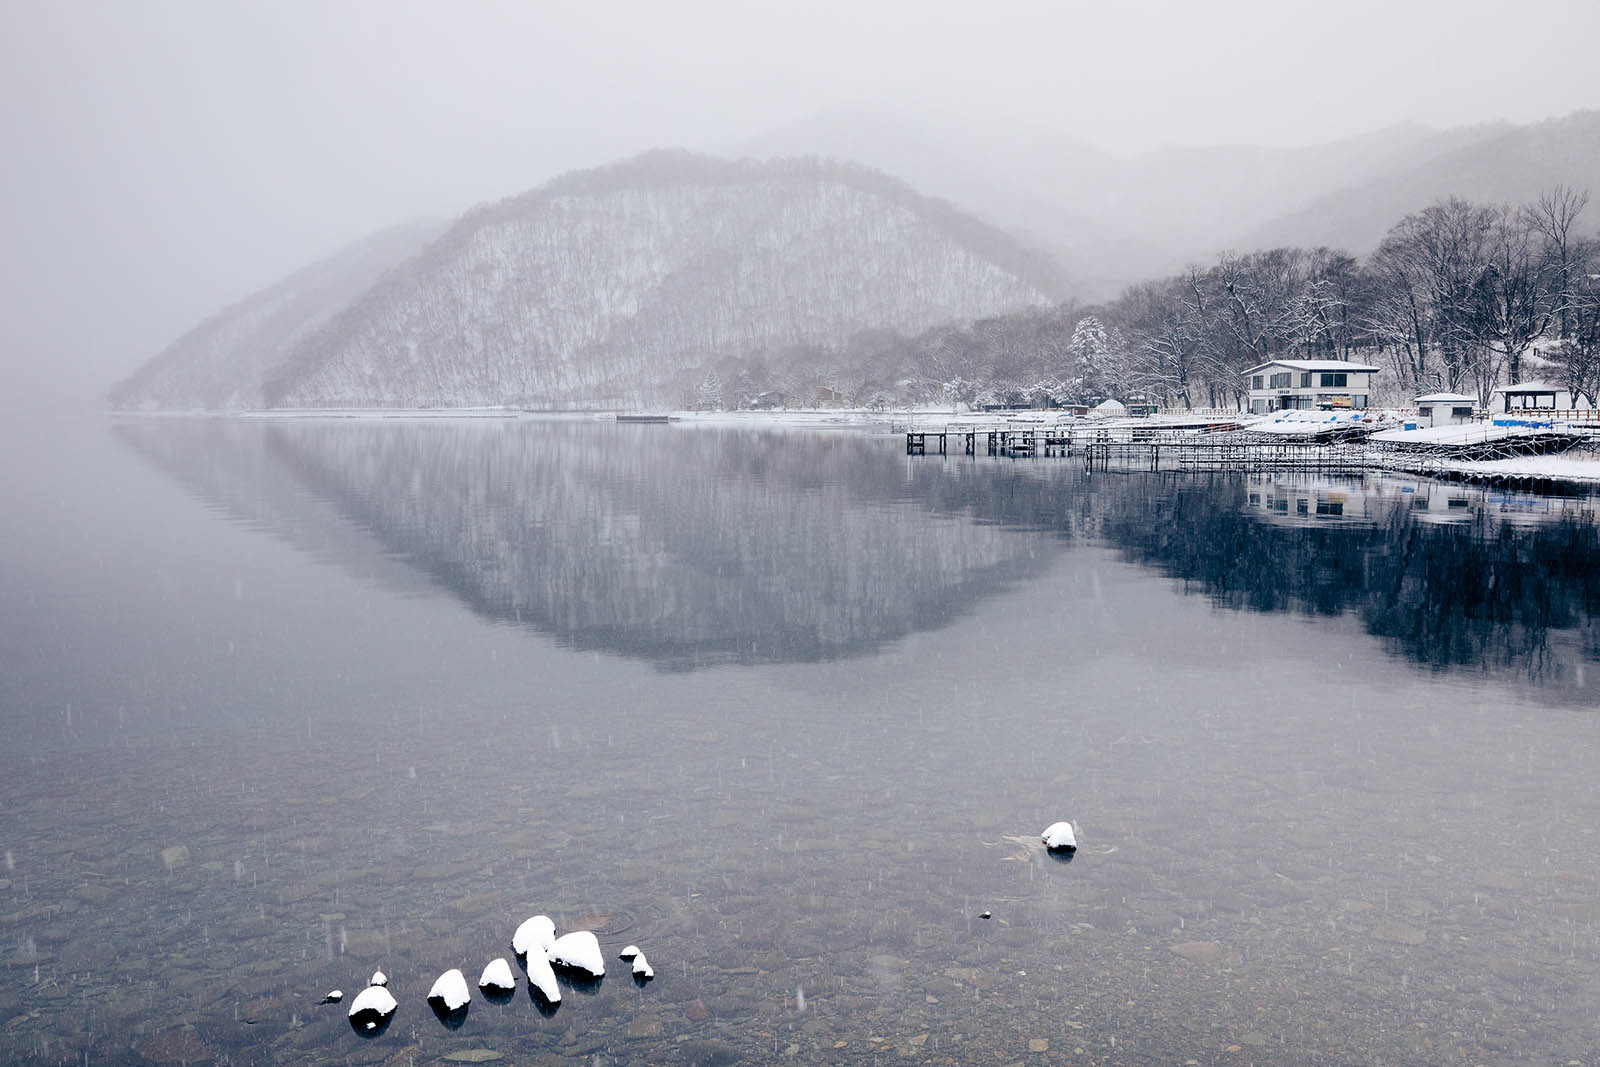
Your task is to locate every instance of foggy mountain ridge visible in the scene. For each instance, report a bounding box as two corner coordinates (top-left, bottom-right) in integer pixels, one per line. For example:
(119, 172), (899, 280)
(737, 106), (1594, 294)
(107, 220), (446, 411)
(1242, 110), (1600, 254)
(256, 150), (1064, 409)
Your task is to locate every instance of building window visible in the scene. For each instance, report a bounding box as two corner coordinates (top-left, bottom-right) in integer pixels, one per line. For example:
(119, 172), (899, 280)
(1299, 373), (1312, 388)
(1417, 407), (1432, 418)
(1269, 372), (1292, 389)
(1316, 500), (1344, 516)
(1354, 395), (1367, 408)
(1451, 406), (1473, 418)
(1251, 375), (1264, 390)
(1320, 372), (1347, 387)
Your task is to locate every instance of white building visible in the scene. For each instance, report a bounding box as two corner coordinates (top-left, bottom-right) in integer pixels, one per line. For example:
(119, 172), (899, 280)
(1243, 360), (1379, 414)
(1490, 381), (1573, 414)
(1413, 392), (1477, 427)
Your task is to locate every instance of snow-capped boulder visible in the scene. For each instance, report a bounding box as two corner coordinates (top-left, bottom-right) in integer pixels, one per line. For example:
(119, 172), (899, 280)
(427, 969), (471, 1012)
(548, 930), (605, 978)
(478, 957), (516, 994)
(347, 985), (397, 1029)
(618, 945), (641, 961)
(631, 951), (654, 980)
(524, 948), (561, 1004)
(512, 914), (557, 957)
(368, 969), (388, 987)
(320, 989), (343, 1004)
(1041, 821), (1077, 851)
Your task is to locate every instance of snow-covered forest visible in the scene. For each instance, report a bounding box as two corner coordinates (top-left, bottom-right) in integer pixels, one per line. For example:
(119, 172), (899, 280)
(815, 188), (1599, 411)
(258, 152), (1059, 409)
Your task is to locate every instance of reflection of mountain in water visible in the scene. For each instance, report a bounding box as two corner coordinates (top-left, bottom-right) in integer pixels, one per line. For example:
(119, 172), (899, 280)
(114, 419), (1057, 668)
(113, 421), (1600, 691)
(1100, 472), (1600, 692)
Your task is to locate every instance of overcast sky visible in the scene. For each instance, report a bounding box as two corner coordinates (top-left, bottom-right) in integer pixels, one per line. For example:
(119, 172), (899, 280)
(4, 0), (1598, 408)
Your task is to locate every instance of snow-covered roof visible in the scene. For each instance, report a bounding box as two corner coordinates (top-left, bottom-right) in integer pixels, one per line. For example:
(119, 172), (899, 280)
(1490, 381), (1564, 394)
(1414, 393), (1477, 403)
(1242, 360), (1381, 375)
(1369, 423), (1548, 445)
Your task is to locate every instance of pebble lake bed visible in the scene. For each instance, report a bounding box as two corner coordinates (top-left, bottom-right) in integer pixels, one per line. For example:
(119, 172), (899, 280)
(4, 414), (1600, 1064)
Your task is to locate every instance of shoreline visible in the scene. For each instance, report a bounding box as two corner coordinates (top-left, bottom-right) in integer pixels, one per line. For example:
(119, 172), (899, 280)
(104, 406), (1600, 492)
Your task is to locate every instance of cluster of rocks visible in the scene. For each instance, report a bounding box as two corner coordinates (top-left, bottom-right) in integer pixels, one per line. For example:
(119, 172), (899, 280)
(331, 914), (654, 1034)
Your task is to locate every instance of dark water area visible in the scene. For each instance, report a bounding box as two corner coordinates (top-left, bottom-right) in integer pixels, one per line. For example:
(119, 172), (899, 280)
(3, 416), (1600, 1065)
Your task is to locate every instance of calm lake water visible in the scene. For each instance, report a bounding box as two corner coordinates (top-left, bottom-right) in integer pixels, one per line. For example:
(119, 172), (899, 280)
(4, 415), (1600, 1065)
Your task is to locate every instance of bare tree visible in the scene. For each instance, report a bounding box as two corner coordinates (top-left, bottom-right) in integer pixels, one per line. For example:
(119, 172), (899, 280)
(1476, 202), (1556, 386)
(1523, 185), (1590, 338)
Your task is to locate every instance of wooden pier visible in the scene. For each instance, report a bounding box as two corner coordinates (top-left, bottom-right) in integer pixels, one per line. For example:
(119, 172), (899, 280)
(906, 424), (1372, 472)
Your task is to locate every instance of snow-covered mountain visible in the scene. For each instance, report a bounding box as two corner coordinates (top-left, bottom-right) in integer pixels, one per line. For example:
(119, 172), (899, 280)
(254, 151), (1060, 409)
(108, 221), (443, 411)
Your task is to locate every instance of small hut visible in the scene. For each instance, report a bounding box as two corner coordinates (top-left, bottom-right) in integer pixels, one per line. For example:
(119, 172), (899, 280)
(1413, 392), (1477, 427)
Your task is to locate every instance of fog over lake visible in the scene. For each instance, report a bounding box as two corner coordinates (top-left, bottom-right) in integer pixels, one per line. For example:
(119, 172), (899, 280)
(3, 416), (1600, 1063)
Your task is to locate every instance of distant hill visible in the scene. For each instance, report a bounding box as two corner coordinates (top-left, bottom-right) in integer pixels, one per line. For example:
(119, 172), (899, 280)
(108, 221), (443, 411)
(261, 151), (1062, 409)
(738, 107), (1599, 294)
(1244, 111), (1600, 254)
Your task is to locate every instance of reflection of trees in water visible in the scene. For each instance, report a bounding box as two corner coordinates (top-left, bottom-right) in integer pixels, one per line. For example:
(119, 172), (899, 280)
(1098, 474), (1600, 689)
(251, 421), (1057, 668)
(113, 420), (1600, 688)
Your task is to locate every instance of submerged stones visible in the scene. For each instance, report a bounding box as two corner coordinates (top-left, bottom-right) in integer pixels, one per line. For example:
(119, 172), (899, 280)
(478, 957), (516, 994)
(319, 989), (344, 1004)
(1041, 821), (1078, 852)
(548, 930), (605, 978)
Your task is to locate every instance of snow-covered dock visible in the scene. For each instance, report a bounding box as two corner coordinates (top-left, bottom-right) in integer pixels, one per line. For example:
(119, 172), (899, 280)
(904, 412), (1600, 485)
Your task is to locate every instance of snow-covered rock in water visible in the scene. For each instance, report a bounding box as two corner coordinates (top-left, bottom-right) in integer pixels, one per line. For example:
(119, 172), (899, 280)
(478, 957), (516, 993)
(547, 930), (605, 977)
(618, 945), (641, 961)
(631, 951), (654, 980)
(319, 989), (343, 1004)
(524, 948), (561, 1004)
(1041, 821), (1077, 851)
(347, 985), (397, 1028)
(427, 968), (471, 1012)
(512, 914), (557, 957)
(368, 969), (388, 987)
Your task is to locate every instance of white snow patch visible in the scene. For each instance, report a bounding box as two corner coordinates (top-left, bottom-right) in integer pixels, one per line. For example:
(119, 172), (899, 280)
(478, 957), (516, 993)
(1042, 821), (1077, 851)
(347, 985), (396, 1026)
(548, 930), (605, 977)
(524, 949), (562, 1004)
(427, 968), (471, 1012)
(512, 914), (557, 957)
(368, 969), (388, 987)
